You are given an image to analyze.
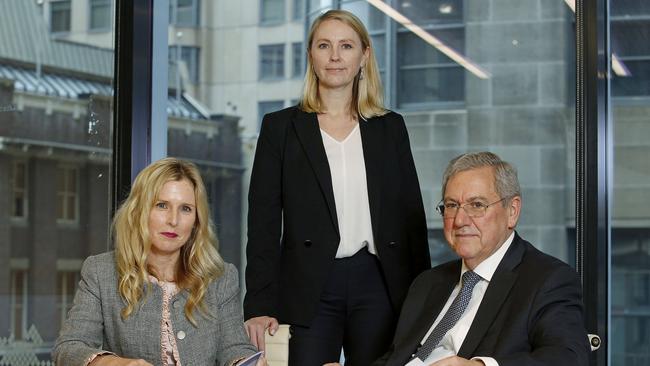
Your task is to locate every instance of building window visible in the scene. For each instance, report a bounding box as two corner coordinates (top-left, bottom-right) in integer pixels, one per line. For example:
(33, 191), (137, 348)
(292, 42), (304, 78)
(10, 270), (28, 340)
(57, 271), (80, 330)
(259, 44), (285, 80)
(57, 166), (79, 222)
(169, 46), (200, 84)
(260, 0), (285, 24)
(12, 160), (27, 219)
(89, 0), (111, 30)
(258, 101), (285, 130)
(170, 0), (200, 27)
(611, 18), (650, 97)
(50, 0), (71, 33)
(293, 0), (304, 20)
(395, 1), (465, 107)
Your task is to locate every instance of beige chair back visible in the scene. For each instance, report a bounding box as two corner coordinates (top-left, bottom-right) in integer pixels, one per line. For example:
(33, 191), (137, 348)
(265, 324), (290, 366)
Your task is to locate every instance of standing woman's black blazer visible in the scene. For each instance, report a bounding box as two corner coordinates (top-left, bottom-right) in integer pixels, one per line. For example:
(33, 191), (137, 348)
(244, 106), (430, 327)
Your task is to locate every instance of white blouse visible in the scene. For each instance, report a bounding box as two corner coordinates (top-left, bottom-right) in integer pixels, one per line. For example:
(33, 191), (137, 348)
(320, 123), (376, 258)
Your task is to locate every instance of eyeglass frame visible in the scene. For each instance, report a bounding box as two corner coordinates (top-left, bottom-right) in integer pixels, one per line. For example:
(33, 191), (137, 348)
(435, 197), (511, 218)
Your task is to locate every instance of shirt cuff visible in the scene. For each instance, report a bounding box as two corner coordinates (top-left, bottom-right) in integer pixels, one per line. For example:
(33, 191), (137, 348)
(85, 351), (116, 366)
(230, 356), (248, 366)
(471, 356), (499, 366)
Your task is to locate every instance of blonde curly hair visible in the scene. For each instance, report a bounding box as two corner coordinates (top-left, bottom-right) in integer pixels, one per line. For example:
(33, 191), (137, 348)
(112, 157), (224, 326)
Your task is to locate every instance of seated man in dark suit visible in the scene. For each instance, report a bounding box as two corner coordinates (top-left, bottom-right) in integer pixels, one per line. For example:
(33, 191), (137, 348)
(366, 151), (590, 366)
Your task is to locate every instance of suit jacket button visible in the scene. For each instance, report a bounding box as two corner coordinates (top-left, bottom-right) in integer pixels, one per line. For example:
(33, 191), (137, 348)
(177, 330), (186, 340)
(173, 300), (181, 309)
(388, 241), (397, 247)
(304, 240), (312, 247)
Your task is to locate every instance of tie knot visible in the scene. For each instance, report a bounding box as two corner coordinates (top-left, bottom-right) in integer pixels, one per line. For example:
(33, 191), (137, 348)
(462, 270), (481, 289)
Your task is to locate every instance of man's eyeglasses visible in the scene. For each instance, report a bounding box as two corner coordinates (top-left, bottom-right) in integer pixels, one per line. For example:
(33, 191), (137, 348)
(436, 197), (508, 218)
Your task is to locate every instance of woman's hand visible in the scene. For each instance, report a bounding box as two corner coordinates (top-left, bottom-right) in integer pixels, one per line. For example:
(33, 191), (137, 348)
(244, 316), (279, 351)
(89, 355), (153, 366)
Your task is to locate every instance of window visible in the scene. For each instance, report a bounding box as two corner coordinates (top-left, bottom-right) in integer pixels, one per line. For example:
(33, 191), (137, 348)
(611, 18), (650, 97)
(260, 0), (285, 24)
(397, 26), (465, 107)
(57, 166), (79, 222)
(293, 0), (304, 20)
(11, 160), (27, 219)
(10, 270), (28, 340)
(258, 101), (284, 130)
(57, 271), (80, 329)
(89, 0), (111, 30)
(169, 46), (201, 84)
(259, 44), (285, 80)
(50, 0), (71, 33)
(292, 42), (304, 78)
(170, 0), (200, 27)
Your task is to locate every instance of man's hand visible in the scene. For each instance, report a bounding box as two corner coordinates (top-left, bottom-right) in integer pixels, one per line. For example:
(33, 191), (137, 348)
(89, 355), (153, 366)
(244, 316), (279, 351)
(429, 356), (484, 366)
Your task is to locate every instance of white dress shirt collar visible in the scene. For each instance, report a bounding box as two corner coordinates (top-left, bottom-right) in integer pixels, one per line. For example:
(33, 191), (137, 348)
(461, 231), (515, 283)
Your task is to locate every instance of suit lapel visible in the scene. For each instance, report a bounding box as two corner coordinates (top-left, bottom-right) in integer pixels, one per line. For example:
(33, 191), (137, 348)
(291, 110), (339, 235)
(458, 235), (525, 358)
(393, 262), (461, 362)
(359, 118), (385, 243)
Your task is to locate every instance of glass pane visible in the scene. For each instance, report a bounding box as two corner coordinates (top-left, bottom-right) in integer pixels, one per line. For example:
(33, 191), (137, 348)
(309, 0), (333, 13)
(292, 42), (304, 77)
(397, 0), (463, 26)
(261, 0), (285, 24)
(0, 0), (114, 361)
(398, 67), (464, 105)
(90, 0), (111, 30)
(371, 34), (386, 70)
(384, 0), (575, 265)
(259, 44), (285, 79)
(50, 0), (71, 33)
(611, 0), (650, 364)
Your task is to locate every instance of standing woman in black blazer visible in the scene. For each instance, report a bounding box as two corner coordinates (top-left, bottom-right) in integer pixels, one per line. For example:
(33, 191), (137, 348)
(244, 9), (430, 366)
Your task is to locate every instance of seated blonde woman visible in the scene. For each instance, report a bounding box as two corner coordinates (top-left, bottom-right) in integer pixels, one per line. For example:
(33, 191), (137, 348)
(53, 158), (265, 366)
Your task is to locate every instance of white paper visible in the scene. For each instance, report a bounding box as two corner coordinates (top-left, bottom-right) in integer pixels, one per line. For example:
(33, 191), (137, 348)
(238, 350), (264, 366)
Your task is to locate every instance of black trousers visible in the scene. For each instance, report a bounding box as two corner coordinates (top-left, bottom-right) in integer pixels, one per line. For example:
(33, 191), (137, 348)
(288, 247), (397, 366)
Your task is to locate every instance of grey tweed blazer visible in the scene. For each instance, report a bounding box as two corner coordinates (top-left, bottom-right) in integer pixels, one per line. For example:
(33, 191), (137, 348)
(53, 252), (257, 366)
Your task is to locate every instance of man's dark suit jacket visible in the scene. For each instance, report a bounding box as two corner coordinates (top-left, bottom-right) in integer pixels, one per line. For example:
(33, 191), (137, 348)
(244, 106), (431, 327)
(373, 233), (590, 366)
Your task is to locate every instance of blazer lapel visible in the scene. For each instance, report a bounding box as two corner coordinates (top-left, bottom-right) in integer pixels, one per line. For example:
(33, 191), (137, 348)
(393, 262), (461, 362)
(359, 118), (385, 244)
(291, 110), (339, 235)
(458, 235), (525, 358)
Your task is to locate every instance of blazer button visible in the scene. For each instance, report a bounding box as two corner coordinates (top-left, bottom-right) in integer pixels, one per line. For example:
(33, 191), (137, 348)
(388, 241), (397, 247)
(304, 240), (312, 247)
(177, 330), (186, 340)
(173, 300), (181, 309)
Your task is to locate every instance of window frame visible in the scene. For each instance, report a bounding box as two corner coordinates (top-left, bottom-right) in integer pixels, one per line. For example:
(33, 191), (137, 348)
(260, 0), (286, 25)
(170, 0), (200, 28)
(259, 43), (286, 81)
(11, 159), (28, 222)
(49, 0), (72, 34)
(9, 267), (29, 340)
(291, 42), (304, 78)
(56, 165), (80, 225)
(89, 0), (112, 31)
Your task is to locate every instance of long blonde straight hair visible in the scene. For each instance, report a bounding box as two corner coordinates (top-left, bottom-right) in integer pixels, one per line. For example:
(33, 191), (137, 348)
(112, 157), (224, 325)
(299, 9), (386, 120)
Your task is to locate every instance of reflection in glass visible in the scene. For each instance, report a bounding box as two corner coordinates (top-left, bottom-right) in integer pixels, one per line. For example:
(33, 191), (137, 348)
(397, 0), (463, 26)
(611, 0), (650, 364)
